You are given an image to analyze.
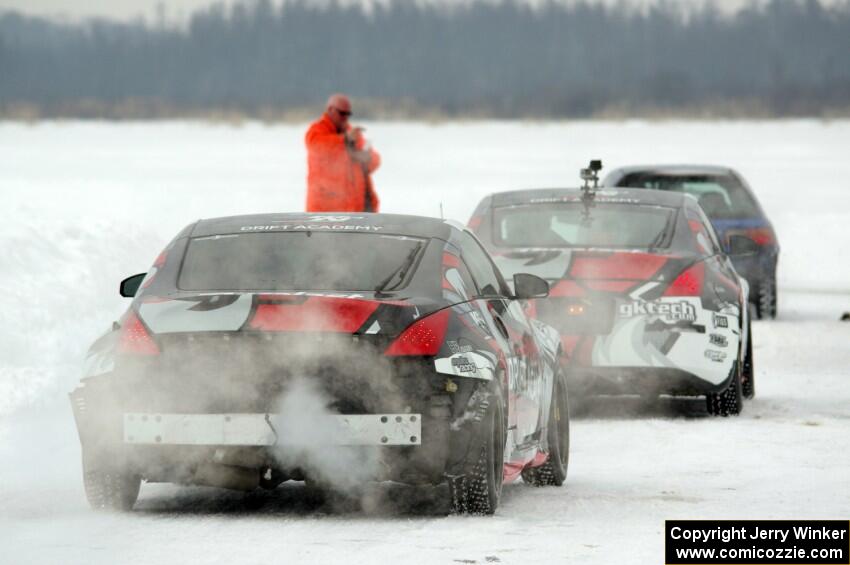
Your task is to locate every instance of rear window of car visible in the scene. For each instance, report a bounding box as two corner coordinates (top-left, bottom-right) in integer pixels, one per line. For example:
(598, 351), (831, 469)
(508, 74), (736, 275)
(178, 232), (425, 291)
(617, 173), (759, 219)
(493, 203), (675, 249)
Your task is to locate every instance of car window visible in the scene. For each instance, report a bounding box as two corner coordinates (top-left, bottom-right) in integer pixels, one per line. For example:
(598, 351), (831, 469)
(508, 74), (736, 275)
(617, 173), (759, 219)
(179, 232), (425, 291)
(459, 232), (508, 297)
(494, 203), (675, 249)
(441, 243), (477, 301)
(684, 206), (721, 256)
(693, 205), (723, 254)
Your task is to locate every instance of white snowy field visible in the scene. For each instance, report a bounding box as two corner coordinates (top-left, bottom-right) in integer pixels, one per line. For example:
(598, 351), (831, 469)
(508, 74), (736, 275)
(1, 120), (849, 564)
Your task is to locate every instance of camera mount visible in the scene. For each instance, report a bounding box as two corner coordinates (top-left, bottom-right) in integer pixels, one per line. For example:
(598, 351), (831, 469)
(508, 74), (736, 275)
(580, 159), (603, 195)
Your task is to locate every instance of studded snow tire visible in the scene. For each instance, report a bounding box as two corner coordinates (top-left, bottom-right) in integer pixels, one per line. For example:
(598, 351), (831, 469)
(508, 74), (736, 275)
(82, 454), (141, 511)
(521, 372), (569, 487)
(448, 393), (505, 516)
(706, 361), (743, 417)
(741, 322), (755, 399)
(755, 275), (777, 320)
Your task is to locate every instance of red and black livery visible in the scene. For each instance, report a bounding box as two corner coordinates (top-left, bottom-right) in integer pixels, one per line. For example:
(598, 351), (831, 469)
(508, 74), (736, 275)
(70, 213), (568, 515)
(469, 184), (755, 417)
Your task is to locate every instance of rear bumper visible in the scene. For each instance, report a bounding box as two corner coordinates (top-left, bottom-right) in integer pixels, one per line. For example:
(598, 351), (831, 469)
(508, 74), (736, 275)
(70, 368), (494, 487)
(123, 412), (421, 447)
(568, 366), (733, 397)
(557, 296), (741, 388)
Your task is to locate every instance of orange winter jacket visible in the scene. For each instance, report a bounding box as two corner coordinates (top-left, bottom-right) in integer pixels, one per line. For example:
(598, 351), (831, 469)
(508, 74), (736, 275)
(305, 114), (381, 212)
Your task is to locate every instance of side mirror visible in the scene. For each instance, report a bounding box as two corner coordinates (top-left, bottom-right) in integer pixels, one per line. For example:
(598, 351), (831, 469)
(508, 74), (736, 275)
(120, 273), (147, 297)
(727, 235), (758, 257)
(513, 273), (549, 300)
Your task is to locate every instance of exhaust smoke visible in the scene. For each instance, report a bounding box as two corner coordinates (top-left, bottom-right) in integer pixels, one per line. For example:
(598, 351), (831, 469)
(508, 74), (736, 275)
(270, 376), (382, 494)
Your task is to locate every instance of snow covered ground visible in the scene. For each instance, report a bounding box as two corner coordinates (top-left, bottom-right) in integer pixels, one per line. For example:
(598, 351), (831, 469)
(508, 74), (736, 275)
(1, 120), (849, 564)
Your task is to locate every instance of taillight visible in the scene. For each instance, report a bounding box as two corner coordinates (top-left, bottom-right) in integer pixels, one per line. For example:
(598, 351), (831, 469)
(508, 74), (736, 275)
(742, 227), (776, 246)
(117, 310), (160, 355)
(384, 308), (451, 356)
(664, 262), (705, 297)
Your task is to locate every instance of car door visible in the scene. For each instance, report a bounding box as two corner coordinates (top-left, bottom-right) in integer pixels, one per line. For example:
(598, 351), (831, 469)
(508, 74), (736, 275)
(458, 232), (543, 446)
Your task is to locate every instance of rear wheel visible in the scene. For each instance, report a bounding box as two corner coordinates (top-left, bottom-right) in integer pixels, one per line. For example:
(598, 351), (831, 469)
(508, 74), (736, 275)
(755, 274), (777, 320)
(522, 372), (569, 487)
(448, 392), (505, 515)
(706, 361), (743, 417)
(741, 322), (755, 399)
(82, 452), (141, 511)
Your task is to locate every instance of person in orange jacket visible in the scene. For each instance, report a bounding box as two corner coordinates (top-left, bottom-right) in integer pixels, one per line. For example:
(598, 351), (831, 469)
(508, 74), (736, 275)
(305, 93), (381, 212)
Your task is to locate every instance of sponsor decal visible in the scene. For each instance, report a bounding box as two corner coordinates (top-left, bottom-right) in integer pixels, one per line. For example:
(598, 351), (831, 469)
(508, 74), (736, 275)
(704, 349), (727, 363)
(451, 356), (476, 373)
(435, 351), (495, 381)
(709, 333), (728, 347)
(528, 193), (639, 205)
(713, 313), (729, 328)
(304, 215), (365, 222)
(447, 340), (473, 354)
(241, 224), (383, 232)
(619, 300), (697, 322)
(258, 291), (366, 299)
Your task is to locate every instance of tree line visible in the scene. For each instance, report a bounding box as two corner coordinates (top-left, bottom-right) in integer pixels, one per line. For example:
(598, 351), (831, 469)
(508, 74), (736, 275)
(1, 0), (849, 119)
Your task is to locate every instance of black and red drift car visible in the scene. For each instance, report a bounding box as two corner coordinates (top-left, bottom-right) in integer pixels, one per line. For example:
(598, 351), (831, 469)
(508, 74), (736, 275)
(71, 213), (569, 515)
(469, 166), (754, 417)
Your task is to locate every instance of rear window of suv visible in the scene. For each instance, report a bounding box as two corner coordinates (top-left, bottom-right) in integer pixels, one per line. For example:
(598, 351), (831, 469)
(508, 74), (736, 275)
(494, 203), (674, 249)
(179, 232), (425, 291)
(618, 173), (759, 219)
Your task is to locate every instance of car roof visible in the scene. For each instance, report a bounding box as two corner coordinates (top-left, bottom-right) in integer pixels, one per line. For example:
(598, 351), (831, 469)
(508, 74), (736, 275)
(190, 212), (458, 239)
(606, 164), (738, 177)
(489, 187), (690, 208)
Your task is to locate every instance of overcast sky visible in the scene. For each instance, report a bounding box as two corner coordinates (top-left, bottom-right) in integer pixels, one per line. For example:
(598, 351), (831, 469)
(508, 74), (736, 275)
(0, 0), (795, 23)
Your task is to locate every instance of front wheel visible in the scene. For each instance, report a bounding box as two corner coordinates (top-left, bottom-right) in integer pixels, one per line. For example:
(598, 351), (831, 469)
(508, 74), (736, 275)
(521, 372), (569, 486)
(448, 391), (505, 515)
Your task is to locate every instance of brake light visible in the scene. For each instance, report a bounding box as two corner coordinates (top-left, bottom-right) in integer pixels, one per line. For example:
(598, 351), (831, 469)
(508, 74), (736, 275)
(742, 227), (775, 246)
(117, 310), (160, 355)
(664, 262), (705, 297)
(384, 308), (451, 356)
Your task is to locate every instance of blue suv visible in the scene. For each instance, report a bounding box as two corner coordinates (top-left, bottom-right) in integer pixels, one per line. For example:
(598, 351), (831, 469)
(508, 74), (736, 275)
(603, 165), (779, 319)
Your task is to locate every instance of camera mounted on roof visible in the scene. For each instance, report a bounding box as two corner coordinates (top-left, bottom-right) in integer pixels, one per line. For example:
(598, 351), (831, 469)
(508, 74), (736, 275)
(580, 159), (602, 203)
(580, 159), (602, 192)
(579, 159), (602, 223)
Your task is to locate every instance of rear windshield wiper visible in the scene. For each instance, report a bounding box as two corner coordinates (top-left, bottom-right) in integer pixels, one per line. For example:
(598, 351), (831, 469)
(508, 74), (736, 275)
(648, 218), (673, 252)
(374, 242), (423, 296)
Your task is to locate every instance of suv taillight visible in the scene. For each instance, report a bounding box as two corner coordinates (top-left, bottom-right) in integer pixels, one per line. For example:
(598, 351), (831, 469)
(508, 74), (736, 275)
(742, 227), (776, 246)
(117, 310), (160, 355)
(384, 308), (450, 356)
